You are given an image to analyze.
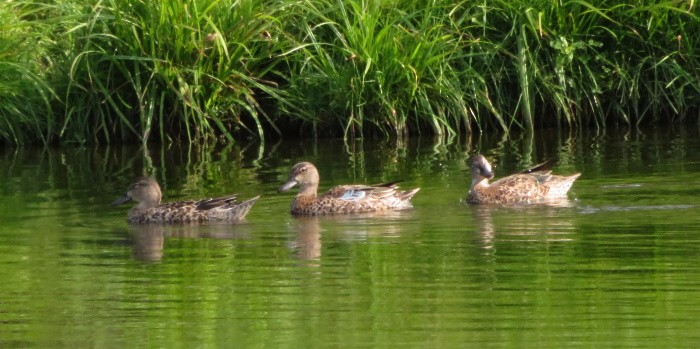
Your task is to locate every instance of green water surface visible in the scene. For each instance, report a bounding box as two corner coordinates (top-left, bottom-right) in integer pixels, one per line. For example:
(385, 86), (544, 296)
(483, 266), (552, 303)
(1, 127), (699, 348)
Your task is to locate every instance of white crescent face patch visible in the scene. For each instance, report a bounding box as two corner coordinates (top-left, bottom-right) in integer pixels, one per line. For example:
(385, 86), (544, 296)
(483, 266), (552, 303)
(339, 189), (367, 201)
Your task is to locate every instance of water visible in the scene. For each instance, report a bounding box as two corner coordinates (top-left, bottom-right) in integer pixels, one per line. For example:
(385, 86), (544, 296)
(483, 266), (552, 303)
(1, 127), (699, 347)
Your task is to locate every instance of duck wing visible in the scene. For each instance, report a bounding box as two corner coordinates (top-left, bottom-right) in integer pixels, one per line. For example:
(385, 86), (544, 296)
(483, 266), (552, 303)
(323, 181), (401, 201)
(195, 194), (239, 210)
(520, 158), (557, 174)
(489, 174), (549, 201)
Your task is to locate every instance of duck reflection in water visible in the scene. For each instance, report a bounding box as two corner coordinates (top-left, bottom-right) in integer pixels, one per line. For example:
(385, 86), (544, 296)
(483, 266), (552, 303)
(289, 217), (322, 263)
(287, 211), (413, 264)
(471, 200), (577, 252)
(131, 226), (165, 262)
(128, 224), (252, 262)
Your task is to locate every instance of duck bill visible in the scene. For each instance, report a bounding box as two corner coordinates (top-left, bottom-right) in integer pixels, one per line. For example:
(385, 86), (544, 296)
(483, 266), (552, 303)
(278, 180), (298, 192)
(111, 195), (133, 206)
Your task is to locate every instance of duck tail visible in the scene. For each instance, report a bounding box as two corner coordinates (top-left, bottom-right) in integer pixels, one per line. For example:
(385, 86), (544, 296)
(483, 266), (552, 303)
(225, 195), (260, 222)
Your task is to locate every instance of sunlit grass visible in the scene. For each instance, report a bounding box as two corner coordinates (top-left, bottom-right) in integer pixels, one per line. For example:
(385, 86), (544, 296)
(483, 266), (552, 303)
(281, 0), (698, 139)
(281, 0), (478, 139)
(60, 0), (287, 144)
(0, 2), (59, 145)
(0, 0), (697, 144)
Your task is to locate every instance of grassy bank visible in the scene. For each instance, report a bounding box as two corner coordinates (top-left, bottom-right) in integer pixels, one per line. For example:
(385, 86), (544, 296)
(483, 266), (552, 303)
(0, 0), (697, 144)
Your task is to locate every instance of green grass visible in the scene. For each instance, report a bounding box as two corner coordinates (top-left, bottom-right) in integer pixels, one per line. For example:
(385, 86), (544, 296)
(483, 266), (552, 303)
(0, 2), (59, 144)
(282, 0), (459, 137)
(60, 0), (287, 144)
(0, 0), (697, 144)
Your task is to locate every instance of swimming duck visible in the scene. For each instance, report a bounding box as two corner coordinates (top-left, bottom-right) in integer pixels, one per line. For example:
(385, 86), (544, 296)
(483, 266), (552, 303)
(467, 154), (580, 204)
(112, 177), (259, 224)
(278, 162), (420, 215)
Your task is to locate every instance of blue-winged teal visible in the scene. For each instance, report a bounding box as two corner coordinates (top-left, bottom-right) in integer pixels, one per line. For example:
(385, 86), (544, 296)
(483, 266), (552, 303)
(467, 154), (581, 204)
(278, 162), (420, 215)
(112, 177), (259, 224)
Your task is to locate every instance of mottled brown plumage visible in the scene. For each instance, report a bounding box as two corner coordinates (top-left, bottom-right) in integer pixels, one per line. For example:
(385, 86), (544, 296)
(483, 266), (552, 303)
(112, 177), (259, 224)
(467, 154), (580, 204)
(278, 162), (419, 215)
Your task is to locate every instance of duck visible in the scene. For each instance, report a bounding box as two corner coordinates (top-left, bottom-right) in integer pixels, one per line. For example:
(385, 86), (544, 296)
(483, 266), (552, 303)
(112, 177), (259, 224)
(467, 154), (580, 204)
(278, 162), (420, 215)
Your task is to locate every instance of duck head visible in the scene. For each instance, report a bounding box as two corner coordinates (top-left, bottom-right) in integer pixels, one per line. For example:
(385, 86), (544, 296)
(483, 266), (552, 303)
(468, 155), (495, 181)
(278, 162), (320, 195)
(112, 177), (162, 209)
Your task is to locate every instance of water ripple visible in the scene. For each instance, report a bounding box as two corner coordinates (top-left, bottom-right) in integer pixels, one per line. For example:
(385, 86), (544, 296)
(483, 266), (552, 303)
(579, 204), (696, 213)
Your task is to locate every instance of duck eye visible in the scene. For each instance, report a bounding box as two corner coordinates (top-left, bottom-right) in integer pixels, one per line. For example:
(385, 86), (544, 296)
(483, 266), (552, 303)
(300, 167), (307, 173)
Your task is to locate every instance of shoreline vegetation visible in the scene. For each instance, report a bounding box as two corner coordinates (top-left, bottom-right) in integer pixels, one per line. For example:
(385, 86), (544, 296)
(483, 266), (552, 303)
(1, 0), (697, 145)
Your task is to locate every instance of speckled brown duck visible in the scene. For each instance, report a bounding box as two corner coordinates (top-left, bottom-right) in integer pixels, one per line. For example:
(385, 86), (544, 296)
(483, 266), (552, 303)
(112, 177), (259, 224)
(467, 154), (581, 204)
(278, 162), (420, 215)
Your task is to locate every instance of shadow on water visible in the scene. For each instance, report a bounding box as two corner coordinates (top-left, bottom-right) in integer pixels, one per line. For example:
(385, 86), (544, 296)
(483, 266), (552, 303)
(0, 125), (694, 207)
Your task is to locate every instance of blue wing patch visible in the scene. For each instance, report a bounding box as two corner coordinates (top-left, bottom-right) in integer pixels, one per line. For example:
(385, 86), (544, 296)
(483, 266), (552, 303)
(339, 189), (367, 201)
